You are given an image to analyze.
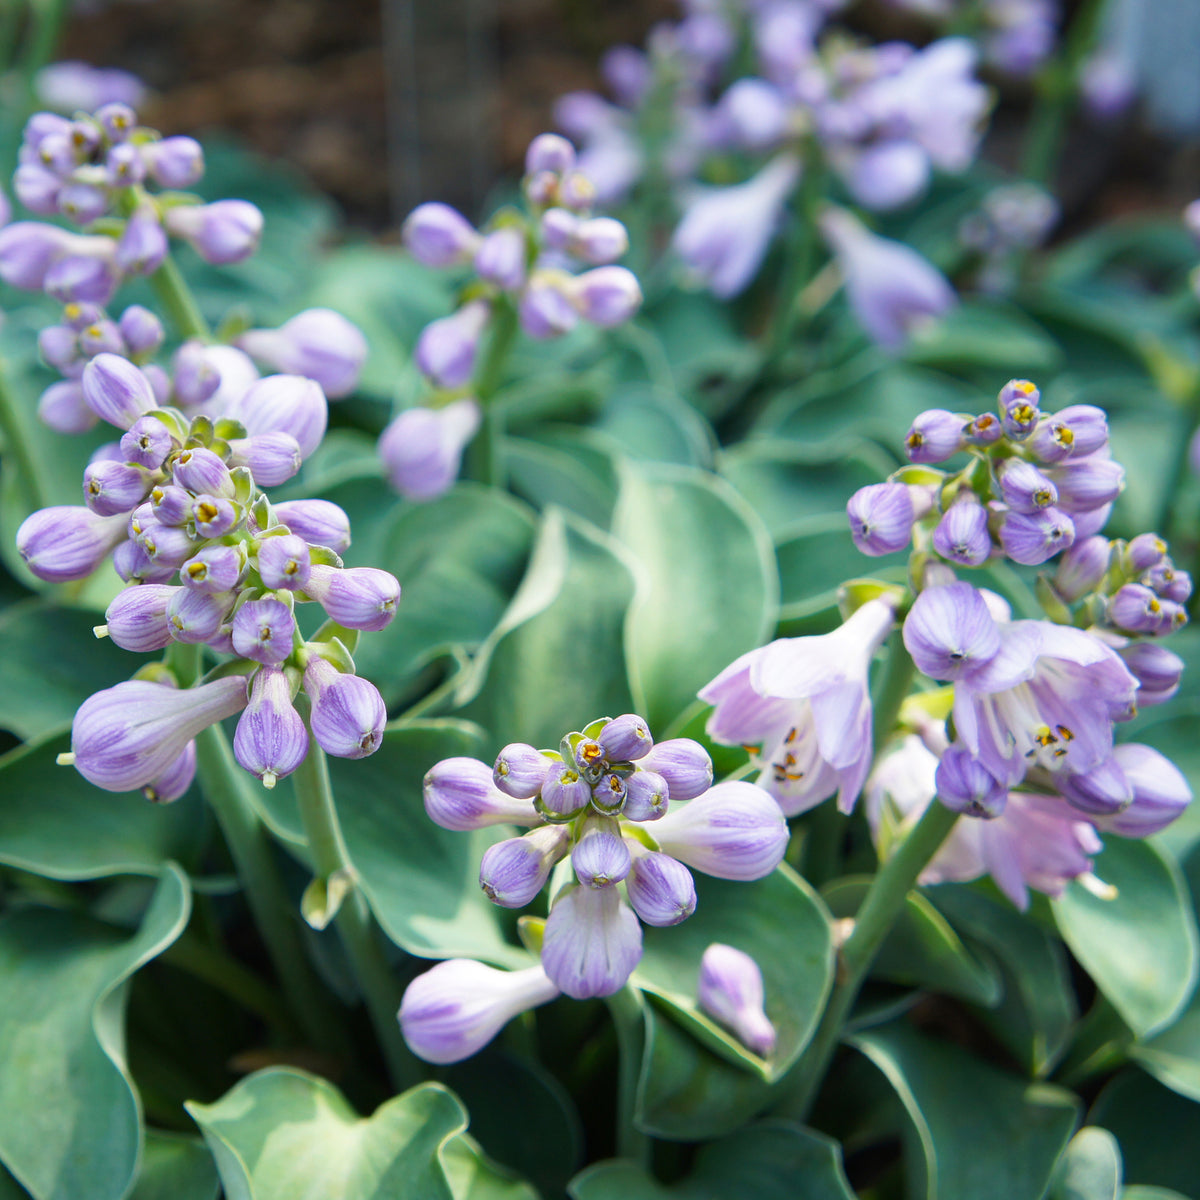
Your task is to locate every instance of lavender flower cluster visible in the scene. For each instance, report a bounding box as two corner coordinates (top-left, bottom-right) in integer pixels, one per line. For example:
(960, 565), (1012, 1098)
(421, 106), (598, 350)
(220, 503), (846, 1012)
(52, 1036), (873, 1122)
(378, 133), (643, 502)
(400, 713), (789, 1063)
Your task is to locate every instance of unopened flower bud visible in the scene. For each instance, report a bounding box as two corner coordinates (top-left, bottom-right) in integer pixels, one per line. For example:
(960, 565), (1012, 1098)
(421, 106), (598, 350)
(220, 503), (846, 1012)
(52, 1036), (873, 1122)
(83, 459), (152, 516)
(95, 102), (136, 142)
(538, 760), (592, 819)
(474, 227), (527, 291)
(650, 781), (787, 880)
(424, 755), (540, 830)
(14, 164), (62, 214)
(1057, 755), (1134, 816)
(573, 217), (629, 265)
(231, 597), (296, 665)
(998, 458), (1058, 513)
(525, 133), (576, 176)
(622, 769), (670, 822)
(104, 583), (176, 652)
(192, 494), (238, 539)
(107, 144), (144, 188)
(1028, 405), (1108, 464)
(697, 943), (776, 1057)
(149, 484), (193, 526)
(0, 222), (73, 291)
(998, 379), (1041, 439)
(519, 277), (578, 339)
(17, 505), (125, 581)
(572, 818), (631, 887)
(904, 409), (965, 463)
(272, 498), (351, 555)
(118, 305), (164, 358)
(1054, 536), (1110, 602)
(598, 713), (653, 762)
(171, 446), (235, 497)
(58, 182), (108, 225)
(400, 960), (559, 1064)
(493, 743), (551, 799)
(304, 564), (401, 631)
(1119, 642), (1184, 705)
(933, 493), (991, 566)
(1091, 744), (1192, 837)
(76, 319), (125, 359)
(541, 884), (642, 999)
(1109, 583), (1166, 635)
(45, 249), (119, 305)
(146, 136), (204, 188)
(138, 520), (200, 568)
(935, 745), (1006, 817)
(233, 666), (308, 787)
(402, 202), (479, 267)
(480, 825), (570, 907)
(378, 399), (481, 502)
(847, 482), (914, 557)
(591, 770), (628, 814)
(964, 411), (1003, 446)
(999, 507), (1075, 565)
(638, 738), (712, 801)
(142, 740), (197, 804)
(236, 309), (367, 399)
(226, 373), (327, 458)
(167, 587), (235, 645)
(181, 544), (244, 593)
(1126, 533), (1168, 572)
(113, 537), (174, 584)
(302, 657), (386, 759)
(626, 848), (695, 925)
(569, 266), (641, 327)
(82, 352), (158, 429)
(39, 381), (96, 433)
(257, 534), (311, 591)
(116, 204), (167, 275)
(167, 199), (263, 265)
(414, 300), (490, 389)
(226, 431), (303, 486)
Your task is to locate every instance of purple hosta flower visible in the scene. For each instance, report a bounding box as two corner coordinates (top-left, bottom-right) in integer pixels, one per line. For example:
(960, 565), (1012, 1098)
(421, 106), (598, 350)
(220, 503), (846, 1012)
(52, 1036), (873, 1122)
(1054, 536), (1111, 602)
(1109, 584), (1170, 636)
(38, 380), (96, 433)
(710, 78), (789, 153)
(541, 883), (643, 999)
(1089, 745), (1192, 838)
(701, 598), (898, 814)
(165, 200), (263, 265)
(525, 132), (576, 177)
(998, 379), (1041, 440)
(1028, 405), (1108, 464)
(44, 249), (120, 306)
(493, 743), (552, 799)
(538, 761), (593, 819)
(233, 667), (309, 788)
(81, 353), (158, 429)
(57, 181), (108, 225)
(908, 584), (1138, 787)
(150, 484), (193, 527)
(424, 756), (542, 830)
(67, 675), (248, 792)
(116, 204), (167, 276)
(257, 534), (311, 591)
(378, 399), (482, 502)
(76, 318), (125, 360)
(905, 409), (966, 464)
(648, 782), (788, 880)
(231, 598), (296, 666)
(403, 203), (480, 267)
(102, 584), (176, 652)
(673, 155), (800, 299)
(637, 739), (712, 801)
(141, 136), (204, 188)
(0, 222), (74, 290)
(519, 276), (578, 340)
(597, 713), (652, 762)
(113, 538), (174, 584)
(933, 493), (992, 567)
(621, 770), (670, 823)
(181, 544), (244, 594)
(40, 323), (83, 376)
(1119, 642), (1183, 706)
(192, 495), (238, 539)
(479, 825), (570, 908)
(935, 743), (1008, 817)
(568, 266), (642, 328)
(1055, 755), (1135, 817)
(1045, 456), (1125, 515)
(997, 458), (1058, 513)
(626, 847), (696, 926)
(846, 482), (915, 557)
(571, 217), (629, 266)
(137, 520), (200, 569)
(820, 208), (956, 351)
(142, 740), (197, 805)
(14, 164), (64, 215)
(964, 411), (1003, 447)
(166, 588), (235, 645)
(474, 227), (527, 292)
(236, 309), (368, 399)
(225, 432), (301, 487)
(225, 374), (328, 460)
(17, 506), (126, 582)
(998, 507), (1076, 566)
(572, 818), (632, 888)
(172, 446), (235, 498)
(303, 565), (401, 632)
(414, 300), (491, 389)
(1127, 532), (1168, 573)
(400, 960), (559, 1065)
(302, 657), (386, 760)
(35, 62), (146, 112)
(697, 943), (776, 1057)
(271, 499), (351, 556)
(982, 0), (1058, 76)
(171, 340), (222, 409)
(82, 459), (153, 517)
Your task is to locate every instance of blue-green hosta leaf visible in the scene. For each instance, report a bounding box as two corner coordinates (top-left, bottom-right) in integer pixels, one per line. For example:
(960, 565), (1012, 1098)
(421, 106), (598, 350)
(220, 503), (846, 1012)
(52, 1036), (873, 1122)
(0, 865), (191, 1200)
(614, 460), (778, 733)
(569, 1120), (854, 1200)
(506, 432), (619, 530)
(633, 867), (832, 1083)
(823, 878), (1001, 1007)
(129, 1132), (219, 1200)
(1050, 1127), (1123, 1200)
(1128, 994), (1200, 1102)
(455, 507), (637, 749)
(850, 1021), (1080, 1200)
(0, 732), (205, 879)
(1054, 837), (1198, 1038)
(439, 1134), (538, 1200)
(186, 1070), (467, 1200)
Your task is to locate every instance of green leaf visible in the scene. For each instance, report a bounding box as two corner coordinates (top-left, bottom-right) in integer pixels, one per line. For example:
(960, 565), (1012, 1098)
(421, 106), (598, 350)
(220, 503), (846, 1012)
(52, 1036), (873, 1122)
(1128, 993), (1200, 1102)
(0, 865), (191, 1200)
(903, 298), (1063, 374)
(0, 732), (205, 879)
(1090, 1069), (1200, 1196)
(593, 382), (715, 469)
(933, 884), (1077, 1075)
(130, 1132), (219, 1200)
(850, 1021), (1080, 1200)
(634, 1004), (773, 1141)
(1120, 1190), (1191, 1200)
(506, 432), (619, 529)
(1050, 1127), (1123, 1200)
(614, 460), (778, 732)
(823, 878), (1001, 1007)
(439, 1134), (538, 1200)
(456, 508), (637, 748)
(1053, 837), (1199, 1038)
(633, 866), (833, 1082)
(570, 1120), (854, 1200)
(186, 1070), (467, 1200)
(0, 602), (136, 740)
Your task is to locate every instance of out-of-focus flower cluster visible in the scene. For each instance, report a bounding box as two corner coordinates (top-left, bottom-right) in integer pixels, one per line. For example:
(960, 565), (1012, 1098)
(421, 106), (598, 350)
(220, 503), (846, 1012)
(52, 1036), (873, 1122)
(379, 133), (643, 503)
(400, 712), (789, 1063)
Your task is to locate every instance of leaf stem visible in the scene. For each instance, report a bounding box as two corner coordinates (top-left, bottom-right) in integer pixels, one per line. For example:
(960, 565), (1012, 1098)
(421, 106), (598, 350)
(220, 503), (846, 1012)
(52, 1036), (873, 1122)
(871, 636), (917, 758)
(465, 298), (519, 488)
(0, 356), (46, 515)
(772, 798), (960, 1120)
(605, 986), (653, 1167)
(149, 254), (212, 342)
(291, 741), (422, 1091)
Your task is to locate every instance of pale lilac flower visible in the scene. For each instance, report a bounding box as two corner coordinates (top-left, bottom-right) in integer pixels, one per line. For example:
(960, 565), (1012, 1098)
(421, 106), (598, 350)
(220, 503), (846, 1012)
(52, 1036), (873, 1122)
(673, 155), (801, 298)
(166, 200), (263, 265)
(568, 266), (642, 327)
(701, 597), (898, 813)
(474, 228), (527, 292)
(302, 657), (386, 760)
(572, 819), (632, 888)
(637, 739), (712, 801)
(145, 137), (205, 189)
(103, 584), (176, 652)
(935, 743), (1008, 817)
(541, 884), (643, 999)
(231, 598), (296, 666)
(115, 204), (167, 275)
(236, 309), (368, 399)
(493, 743), (552, 800)
(142, 741), (197, 805)
(81, 352), (158, 429)
(38, 380), (96, 433)
(626, 847), (696, 926)
(846, 482), (915, 556)
(17, 505), (126, 581)
(820, 207), (956, 350)
(271, 499), (351, 556)
(1119, 642), (1183, 706)
(998, 507), (1076, 566)
(904, 409), (966, 463)
(400, 960), (560, 1064)
(697, 943), (776, 1057)
(479, 825), (570, 908)
(378, 399), (482, 502)
(1054, 536), (1110, 602)
(303, 565), (401, 632)
(233, 666), (309, 787)
(424, 756), (541, 830)
(1089, 744), (1191, 838)
(414, 300), (491, 389)
(402, 202), (480, 267)
(224, 374), (328, 459)
(933, 493), (991, 566)
(35, 62), (146, 112)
